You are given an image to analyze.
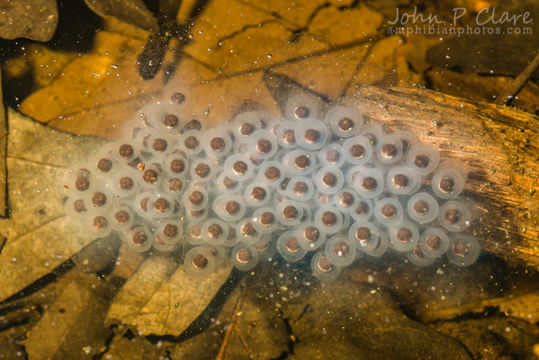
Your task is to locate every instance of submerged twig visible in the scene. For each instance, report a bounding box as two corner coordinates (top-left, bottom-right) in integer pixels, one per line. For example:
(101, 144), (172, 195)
(496, 51), (539, 105)
(216, 287), (247, 360)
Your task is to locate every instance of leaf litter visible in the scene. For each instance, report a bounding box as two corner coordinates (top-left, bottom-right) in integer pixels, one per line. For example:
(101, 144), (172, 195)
(0, 0), (538, 358)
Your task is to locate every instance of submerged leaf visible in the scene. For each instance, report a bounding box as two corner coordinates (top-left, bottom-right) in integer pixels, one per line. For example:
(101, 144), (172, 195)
(22, 277), (111, 359)
(0, 109), (105, 301)
(108, 256), (234, 336)
(0, 0), (58, 41)
(19, 31), (164, 139)
(84, 0), (158, 32)
(0, 70), (6, 218)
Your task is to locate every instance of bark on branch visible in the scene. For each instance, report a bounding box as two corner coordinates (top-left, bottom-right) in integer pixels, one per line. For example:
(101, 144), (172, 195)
(349, 86), (538, 269)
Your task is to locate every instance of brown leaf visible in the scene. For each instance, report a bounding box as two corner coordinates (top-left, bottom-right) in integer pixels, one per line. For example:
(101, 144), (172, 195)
(19, 31), (164, 139)
(17, 1), (398, 138)
(0, 69), (6, 218)
(349, 255), (539, 323)
(307, 4), (383, 46)
(22, 276), (111, 359)
(217, 290), (289, 359)
(84, 0), (158, 32)
(0, 0), (58, 41)
(0, 109), (105, 301)
(106, 254), (178, 326)
(426, 34), (539, 80)
(427, 67), (539, 114)
(285, 281), (472, 360)
(107, 255), (234, 336)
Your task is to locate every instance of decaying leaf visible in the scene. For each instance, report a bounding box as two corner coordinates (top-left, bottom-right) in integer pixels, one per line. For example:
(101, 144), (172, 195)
(285, 281), (472, 360)
(426, 34), (539, 80)
(427, 67), (539, 114)
(19, 31), (164, 139)
(435, 316), (539, 360)
(0, 0), (58, 41)
(216, 290), (289, 359)
(349, 254), (539, 323)
(106, 255), (178, 326)
(107, 254), (234, 336)
(84, 0), (158, 32)
(0, 69), (6, 218)
(0, 109), (105, 302)
(18, 0), (402, 138)
(22, 276), (111, 359)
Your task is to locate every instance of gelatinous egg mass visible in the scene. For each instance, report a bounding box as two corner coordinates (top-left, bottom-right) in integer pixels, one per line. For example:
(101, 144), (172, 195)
(62, 89), (480, 279)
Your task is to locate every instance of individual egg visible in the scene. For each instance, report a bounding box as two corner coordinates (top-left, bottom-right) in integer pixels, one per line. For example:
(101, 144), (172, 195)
(109, 205), (135, 232)
(153, 220), (183, 252)
(147, 193), (178, 219)
(282, 149), (317, 175)
(438, 200), (473, 232)
(184, 246), (218, 277)
(349, 198), (374, 222)
(223, 153), (255, 181)
(201, 125), (233, 158)
(87, 210), (113, 238)
(333, 188), (360, 213)
(285, 92), (323, 121)
(247, 129), (279, 160)
(407, 244), (436, 267)
(407, 192), (440, 224)
(182, 185), (209, 211)
(276, 200), (304, 226)
(406, 142), (440, 175)
(324, 104), (363, 138)
(318, 143), (345, 168)
(190, 157), (218, 182)
(294, 118), (329, 150)
(314, 165), (345, 195)
(374, 197), (404, 227)
(201, 218), (229, 246)
(286, 176), (315, 202)
(349, 220), (388, 257)
(447, 234), (481, 267)
(84, 185), (113, 212)
(212, 194), (246, 222)
(178, 129), (203, 155)
(236, 218), (262, 245)
(386, 166), (421, 195)
(419, 227), (449, 258)
(252, 207), (279, 234)
(112, 138), (140, 162)
(63, 196), (90, 219)
(313, 206), (343, 234)
(62, 164), (94, 196)
(388, 221), (420, 252)
(256, 160), (285, 187)
(230, 111), (267, 142)
(108, 168), (139, 198)
(296, 222), (327, 251)
(324, 235), (356, 267)
(164, 150), (189, 177)
(243, 182), (271, 207)
(432, 160), (468, 199)
(124, 224), (153, 252)
(214, 171), (243, 194)
(375, 134), (404, 165)
(342, 135), (372, 165)
(231, 243), (260, 271)
(275, 120), (297, 149)
(277, 231), (308, 263)
(311, 252), (341, 281)
(347, 166), (384, 199)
